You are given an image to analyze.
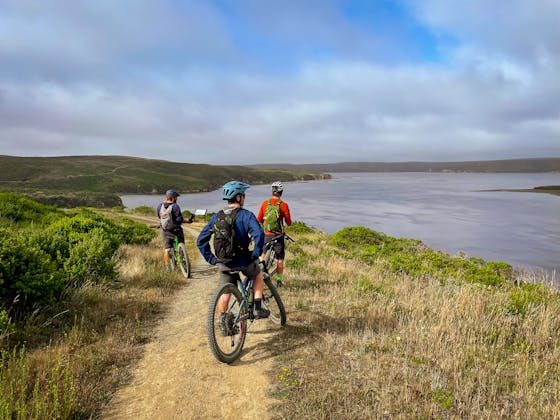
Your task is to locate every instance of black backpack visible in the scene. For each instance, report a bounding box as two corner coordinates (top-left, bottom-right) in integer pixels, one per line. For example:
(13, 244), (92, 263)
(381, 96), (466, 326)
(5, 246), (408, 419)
(213, 207), (244, 264)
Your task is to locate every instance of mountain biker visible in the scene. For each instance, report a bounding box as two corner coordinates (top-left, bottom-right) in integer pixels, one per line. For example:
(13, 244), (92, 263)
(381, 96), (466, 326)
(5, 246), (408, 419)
(257, 181), (292, 287)
(156, 189), (193, 270)
(196, 181), (270, 319)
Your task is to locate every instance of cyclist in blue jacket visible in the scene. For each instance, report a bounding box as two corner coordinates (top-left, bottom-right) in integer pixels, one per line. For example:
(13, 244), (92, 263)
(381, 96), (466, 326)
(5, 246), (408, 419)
(197, 181), (270, 319)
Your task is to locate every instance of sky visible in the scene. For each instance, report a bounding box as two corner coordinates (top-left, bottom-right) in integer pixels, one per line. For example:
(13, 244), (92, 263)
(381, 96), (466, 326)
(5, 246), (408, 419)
(1, 0), (559, 165)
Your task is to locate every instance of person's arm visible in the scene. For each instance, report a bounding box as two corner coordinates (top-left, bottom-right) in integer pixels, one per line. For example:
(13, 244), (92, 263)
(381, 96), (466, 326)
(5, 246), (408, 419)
(256, 201), (266, 223)
(247, 212), (265, 259)
(156, 203), (162, 220)
(196, 215), (218, 265)
(281, 202), (292, 226)
(173, 205), (184, 224)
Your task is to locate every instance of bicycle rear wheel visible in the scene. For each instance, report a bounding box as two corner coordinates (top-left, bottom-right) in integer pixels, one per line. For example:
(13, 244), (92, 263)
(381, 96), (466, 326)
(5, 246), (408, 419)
(262, 277), (286, 326)
(177, 243), (191, 278)
(264, 248), (277, 276)
(207, 283), (247, 363)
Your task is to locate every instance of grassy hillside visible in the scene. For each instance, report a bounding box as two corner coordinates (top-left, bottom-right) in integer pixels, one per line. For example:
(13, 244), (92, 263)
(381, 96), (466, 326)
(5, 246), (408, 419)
(0, 155), (330, 207)
(0, 193), (169, 418)
(252, 157), (560, 173)
(1, 194), (559, 417)
(271, 224), (560, 417)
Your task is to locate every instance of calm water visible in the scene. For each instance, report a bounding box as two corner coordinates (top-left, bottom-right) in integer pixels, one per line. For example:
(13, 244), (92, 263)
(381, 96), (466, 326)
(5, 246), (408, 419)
(121, 173), (560, 272)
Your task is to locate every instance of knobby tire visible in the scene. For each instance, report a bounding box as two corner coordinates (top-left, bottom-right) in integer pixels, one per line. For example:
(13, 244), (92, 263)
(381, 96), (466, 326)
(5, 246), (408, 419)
(264, 248), (277, 277)
(207, 283), (247, 364)
(177, 243), (191, 278)
(262, 277), (286, 326)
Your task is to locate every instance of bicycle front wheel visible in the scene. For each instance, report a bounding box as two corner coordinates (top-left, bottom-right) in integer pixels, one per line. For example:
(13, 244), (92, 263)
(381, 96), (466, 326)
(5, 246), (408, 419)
(262, 277), (286, 326)
(177, 243), (191, 278)
(207, 283), (247, 364)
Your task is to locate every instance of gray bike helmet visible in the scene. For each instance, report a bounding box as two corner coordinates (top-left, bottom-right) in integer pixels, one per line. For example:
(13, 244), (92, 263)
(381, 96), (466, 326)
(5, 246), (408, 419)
(166, 189), (180, 197)
(271, 181), (284, 193)
(221, 181), (250, 200)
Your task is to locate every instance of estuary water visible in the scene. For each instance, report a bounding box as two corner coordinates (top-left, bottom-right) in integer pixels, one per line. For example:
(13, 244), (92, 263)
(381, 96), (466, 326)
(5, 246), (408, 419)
(121, 173), (560, 273)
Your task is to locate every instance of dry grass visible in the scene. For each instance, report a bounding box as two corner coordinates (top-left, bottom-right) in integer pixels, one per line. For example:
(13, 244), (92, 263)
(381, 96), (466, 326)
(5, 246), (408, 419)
(268, 230), (560, 419)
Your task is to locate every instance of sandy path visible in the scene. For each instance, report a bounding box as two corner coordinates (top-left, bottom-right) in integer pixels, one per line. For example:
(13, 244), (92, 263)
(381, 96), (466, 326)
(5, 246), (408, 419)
(102, 224), (280, 419)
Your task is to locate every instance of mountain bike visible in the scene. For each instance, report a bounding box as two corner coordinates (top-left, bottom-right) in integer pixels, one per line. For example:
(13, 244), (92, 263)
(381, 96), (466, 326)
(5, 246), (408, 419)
(152, 224), (192, 278)
(167, 235), (191, 278)
(207, 261), (286, 364)
(263, 233), (294, 281)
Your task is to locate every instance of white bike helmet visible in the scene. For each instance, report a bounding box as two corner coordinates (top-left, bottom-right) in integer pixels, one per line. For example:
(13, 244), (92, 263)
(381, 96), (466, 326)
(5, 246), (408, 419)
(271, 181), (284, 194)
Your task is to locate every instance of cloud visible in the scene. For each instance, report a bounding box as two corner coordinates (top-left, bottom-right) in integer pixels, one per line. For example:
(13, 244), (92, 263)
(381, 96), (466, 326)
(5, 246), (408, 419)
(0, 0), (235, 83)
(406, 0), (560, 64)
(0, 1), (559, 164)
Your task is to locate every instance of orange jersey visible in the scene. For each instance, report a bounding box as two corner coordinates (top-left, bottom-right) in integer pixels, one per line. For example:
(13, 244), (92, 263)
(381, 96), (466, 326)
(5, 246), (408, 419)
(257, 196), (292, 233)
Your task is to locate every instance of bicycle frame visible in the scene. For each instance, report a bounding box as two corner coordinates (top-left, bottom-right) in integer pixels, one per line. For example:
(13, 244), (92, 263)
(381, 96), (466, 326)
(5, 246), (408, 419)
(165, 232), (191, 278)
(263, 233), (294, 273)
(263, 233), (294, 252)
(207, 258), (287, 363)
(173, 236), (181, 260)
(227, 274), (255, 325)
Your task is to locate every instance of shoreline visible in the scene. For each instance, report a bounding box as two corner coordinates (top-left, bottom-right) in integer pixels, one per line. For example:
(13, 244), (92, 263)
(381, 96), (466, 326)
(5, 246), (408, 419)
(483, 185), (560, 197)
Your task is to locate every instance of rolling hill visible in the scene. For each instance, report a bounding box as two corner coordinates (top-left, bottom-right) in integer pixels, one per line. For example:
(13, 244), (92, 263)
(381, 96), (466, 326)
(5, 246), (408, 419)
(0, 155), (330, 208)
(251, 157), (560, 173)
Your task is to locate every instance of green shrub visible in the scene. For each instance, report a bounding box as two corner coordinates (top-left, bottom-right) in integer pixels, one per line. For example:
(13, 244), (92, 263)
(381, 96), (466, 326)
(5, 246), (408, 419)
(28, 231), (71, 270)
(0, 193), (63, 226)
(112, 217), (155, 244)
(0, 197), (155, 312)
(131, 205), (155, 216)
(328, 226), (512, 288)
(46, 215), (119, 252)
(0, 231), (65, 307)
(63, 230), (117, 284)
(287, 222), (315, 234)
(353, 276), (387, 298)
(45, 213), (153, 251)
(508, 283), (549, 317)
(330, 226), (388, 250)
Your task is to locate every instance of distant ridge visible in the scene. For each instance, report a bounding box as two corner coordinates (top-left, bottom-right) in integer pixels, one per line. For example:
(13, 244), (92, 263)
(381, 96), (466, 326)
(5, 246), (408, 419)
(251, 158), (560, 173)
(0, 155), (329, 208)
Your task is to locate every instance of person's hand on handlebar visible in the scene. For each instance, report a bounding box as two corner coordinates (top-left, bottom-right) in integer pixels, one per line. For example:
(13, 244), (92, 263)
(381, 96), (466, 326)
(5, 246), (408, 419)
(183, 214), (195, 224)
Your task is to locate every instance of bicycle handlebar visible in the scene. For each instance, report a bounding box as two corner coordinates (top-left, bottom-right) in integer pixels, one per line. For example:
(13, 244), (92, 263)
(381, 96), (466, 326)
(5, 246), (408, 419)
(267, 232), (294, 243)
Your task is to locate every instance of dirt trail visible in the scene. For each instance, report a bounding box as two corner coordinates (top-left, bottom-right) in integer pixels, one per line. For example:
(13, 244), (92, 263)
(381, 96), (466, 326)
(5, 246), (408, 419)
(103, 224), (280, 419)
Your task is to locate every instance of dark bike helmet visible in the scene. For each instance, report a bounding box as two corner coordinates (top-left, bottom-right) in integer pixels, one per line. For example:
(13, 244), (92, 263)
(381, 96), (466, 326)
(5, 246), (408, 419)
(166, 189), (180, 197)
(271, 181), (284, 194)
(221, 181), (250, 200)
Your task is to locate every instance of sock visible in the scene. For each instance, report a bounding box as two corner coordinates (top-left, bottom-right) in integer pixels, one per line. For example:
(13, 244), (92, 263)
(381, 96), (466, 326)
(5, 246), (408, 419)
(276, 273), (283, 282)
(254, 298), (262, 310)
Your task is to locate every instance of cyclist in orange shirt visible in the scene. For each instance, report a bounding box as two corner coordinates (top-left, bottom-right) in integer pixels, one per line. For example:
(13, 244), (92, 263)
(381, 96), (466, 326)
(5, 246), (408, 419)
(257, 181), (292, 286)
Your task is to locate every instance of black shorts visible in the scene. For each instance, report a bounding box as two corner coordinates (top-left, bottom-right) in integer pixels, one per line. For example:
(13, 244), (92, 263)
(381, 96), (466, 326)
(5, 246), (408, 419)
(162, 228), (184, 249)
(218, 261), (261, 285)
(264, 233), (285, 259)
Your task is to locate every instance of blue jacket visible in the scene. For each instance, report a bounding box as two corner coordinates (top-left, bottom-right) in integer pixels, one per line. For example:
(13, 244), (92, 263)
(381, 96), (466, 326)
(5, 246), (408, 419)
(197, 207), (264, 267)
